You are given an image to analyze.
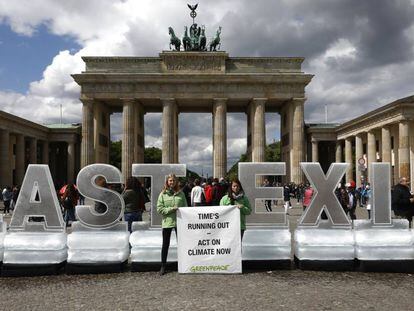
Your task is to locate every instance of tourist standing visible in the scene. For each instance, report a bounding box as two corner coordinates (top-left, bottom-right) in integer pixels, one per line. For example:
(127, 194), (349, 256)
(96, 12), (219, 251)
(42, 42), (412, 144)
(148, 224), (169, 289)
(303, 184), (314, 211)
(190, 179), (205, 206)
(263, 179), (272, 212)
(157, 174), (187, 275)
(122, 177), (143, 233)
(392, 177), (414, 227)
(2, 186), (13, 214)
(364, 184), (372, 219)
(219, 178), (251, 240)
(61, 184), (79, 226)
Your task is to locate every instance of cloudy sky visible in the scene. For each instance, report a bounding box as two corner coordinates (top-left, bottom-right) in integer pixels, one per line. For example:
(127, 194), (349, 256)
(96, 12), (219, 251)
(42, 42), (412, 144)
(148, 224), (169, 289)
(1, 0), (414, 176)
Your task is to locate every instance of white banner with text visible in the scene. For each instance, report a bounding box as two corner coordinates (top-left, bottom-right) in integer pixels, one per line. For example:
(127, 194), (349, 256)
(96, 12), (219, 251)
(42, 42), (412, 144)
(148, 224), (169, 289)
(177, 205), (242, 274)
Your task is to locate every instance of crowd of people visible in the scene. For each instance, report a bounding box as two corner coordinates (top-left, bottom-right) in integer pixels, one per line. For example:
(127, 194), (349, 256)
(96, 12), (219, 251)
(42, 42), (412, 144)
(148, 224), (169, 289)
(1, 173), (414, 275)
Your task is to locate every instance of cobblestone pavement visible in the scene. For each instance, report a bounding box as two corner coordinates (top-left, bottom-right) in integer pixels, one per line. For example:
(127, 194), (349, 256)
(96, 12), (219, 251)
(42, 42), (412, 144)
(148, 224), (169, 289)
(1, 270), (414, 311)
(0, 202), (412, 310)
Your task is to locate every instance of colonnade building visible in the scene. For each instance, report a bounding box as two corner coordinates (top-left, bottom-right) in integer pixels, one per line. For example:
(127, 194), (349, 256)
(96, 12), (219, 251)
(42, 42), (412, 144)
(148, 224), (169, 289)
(0, 110), (81, 187)
(306, 95), (414, 186)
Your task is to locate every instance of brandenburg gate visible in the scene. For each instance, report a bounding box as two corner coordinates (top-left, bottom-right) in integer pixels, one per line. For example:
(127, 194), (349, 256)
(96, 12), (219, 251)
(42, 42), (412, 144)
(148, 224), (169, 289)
(72, 52), (312, 183)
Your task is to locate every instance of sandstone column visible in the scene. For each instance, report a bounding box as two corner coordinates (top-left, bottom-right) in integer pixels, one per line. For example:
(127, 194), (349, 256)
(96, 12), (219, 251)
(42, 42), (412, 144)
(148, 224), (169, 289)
(398, 120), (410, 179)
(29, 138), (37, 164)
(42, 141), (49, 165)
(161, 98), (176, 164)
(81, 98), (94, 168)
(345, 137), (353, 182)
(335, 141), (343, 163)
(122, 99), (135, 181)
(213, 98), (227, 178)
(173, 101), (179, 163)
(410, 122), (414, 188)
(134, 101), (145, 163)
(49, 144), (56, 179)
(250, 98), (266, 163)
(0, 129), (11, 187)
(246, 104), (253, 162)
(15, 134), (25, 185)
(67, 142), (76, 183)
(381, 126), (392, 164)
(311, 139), (318, 162)
(291, 98), (305, 183)
(367, 130), (376, 181)
(355, 133), (364, 188)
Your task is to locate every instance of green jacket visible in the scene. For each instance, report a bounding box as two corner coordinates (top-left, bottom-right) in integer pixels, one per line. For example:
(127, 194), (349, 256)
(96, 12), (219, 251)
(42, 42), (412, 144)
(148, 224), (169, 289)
(157, 190), (187, 228)
(219, 194), (251, 230)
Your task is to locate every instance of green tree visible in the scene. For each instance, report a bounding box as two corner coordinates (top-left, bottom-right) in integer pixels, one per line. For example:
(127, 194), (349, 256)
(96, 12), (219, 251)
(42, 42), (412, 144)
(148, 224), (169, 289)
(109, 141), (122, 169)
(227, 141), (281, 180)
(110, 142), (200, 179)
(144, 147), (162, 163)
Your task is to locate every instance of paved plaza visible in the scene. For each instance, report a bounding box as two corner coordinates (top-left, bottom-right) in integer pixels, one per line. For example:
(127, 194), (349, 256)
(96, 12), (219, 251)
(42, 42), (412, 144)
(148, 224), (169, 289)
(1, 267), (413, 310)
(0, 201), (412, 310)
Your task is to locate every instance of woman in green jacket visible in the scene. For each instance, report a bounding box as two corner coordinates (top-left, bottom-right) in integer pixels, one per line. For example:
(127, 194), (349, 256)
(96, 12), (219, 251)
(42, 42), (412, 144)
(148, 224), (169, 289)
(219, 178), (251, 240)
(157, 173), (187, 275)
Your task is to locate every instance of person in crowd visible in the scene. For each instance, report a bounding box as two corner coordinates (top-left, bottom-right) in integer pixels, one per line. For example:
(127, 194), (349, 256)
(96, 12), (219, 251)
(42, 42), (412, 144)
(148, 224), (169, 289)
(157, 174), (187, 275)
(2, 186), (13, 214)
(181, 180), (193, 206)
(211, 178), (222, 206)
(392, 177), (414, 227)
(122, 177), (143, 233)
(61, 183), (79, 227)
(303, 184), (314, 211)
(263, 178), (272, 212)
(338, 186), (350, 216)
(346, 182), (357, 220)
(219, 178), (251, 240)
(10, 185), (20, 211)
(204, 179), (214, 205)
(283, 184), (292, 210)
(364, 183), (372, 219)
(190, 178), (205, 206)
(217, 177), (227, 202)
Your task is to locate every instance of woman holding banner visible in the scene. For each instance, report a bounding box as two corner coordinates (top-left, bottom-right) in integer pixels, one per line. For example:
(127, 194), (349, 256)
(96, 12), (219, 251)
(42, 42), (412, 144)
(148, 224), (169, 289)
(219, 178), (251, 240)
(157, 174), (187, 275)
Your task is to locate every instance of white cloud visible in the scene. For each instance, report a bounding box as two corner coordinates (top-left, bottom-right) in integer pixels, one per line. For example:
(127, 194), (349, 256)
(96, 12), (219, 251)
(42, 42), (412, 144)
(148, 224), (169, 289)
(0, 0), (414, 175)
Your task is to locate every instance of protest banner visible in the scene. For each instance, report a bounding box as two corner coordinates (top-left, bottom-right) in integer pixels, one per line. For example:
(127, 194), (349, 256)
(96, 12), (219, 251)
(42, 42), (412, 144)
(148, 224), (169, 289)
(177, 205), (242, 274)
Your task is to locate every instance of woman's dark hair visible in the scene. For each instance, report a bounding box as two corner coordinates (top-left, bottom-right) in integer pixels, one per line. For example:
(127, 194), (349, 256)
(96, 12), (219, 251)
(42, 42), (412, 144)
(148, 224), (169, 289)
(125, 177), (136, 190)
(227, 178), (244, 205)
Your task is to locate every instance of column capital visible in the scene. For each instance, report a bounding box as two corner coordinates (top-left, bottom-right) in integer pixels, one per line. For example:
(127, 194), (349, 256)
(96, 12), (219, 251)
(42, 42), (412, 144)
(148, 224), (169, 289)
(292, 97), (307, 104)
(160, 97), (175, 103)
(213, 98), (228, 104)
(120, 97), (137, 105)
(250, 98), (267, 104)
(80, 96), (94, 105)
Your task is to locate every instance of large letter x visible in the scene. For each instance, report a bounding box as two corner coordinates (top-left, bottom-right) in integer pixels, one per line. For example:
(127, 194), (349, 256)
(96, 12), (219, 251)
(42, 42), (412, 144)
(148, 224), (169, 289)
(299, 163), (351, 227)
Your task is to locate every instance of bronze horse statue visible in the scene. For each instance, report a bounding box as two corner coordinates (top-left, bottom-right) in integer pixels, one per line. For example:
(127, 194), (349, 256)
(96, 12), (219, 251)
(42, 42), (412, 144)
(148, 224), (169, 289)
(168, 27), (181, 51)
(199, 25), (207, 51)
(182, 26), (191, 51)
(209, 26), (222, 51)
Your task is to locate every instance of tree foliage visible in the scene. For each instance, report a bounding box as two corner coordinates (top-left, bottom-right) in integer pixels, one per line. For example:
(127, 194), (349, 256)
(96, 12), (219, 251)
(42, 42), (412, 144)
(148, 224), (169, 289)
(227, 141), (281, 180)
(110, 141), (200, 179)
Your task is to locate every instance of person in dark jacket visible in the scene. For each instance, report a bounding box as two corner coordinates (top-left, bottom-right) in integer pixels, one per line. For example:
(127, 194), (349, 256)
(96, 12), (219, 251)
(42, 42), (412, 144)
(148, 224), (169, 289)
(122, 177), (143, 233)
(392, 177), (414, 227)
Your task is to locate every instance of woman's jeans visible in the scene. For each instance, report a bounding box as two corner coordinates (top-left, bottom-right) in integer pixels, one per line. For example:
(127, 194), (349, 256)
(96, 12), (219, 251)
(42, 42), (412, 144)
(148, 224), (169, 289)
(124, 211), (143, 232)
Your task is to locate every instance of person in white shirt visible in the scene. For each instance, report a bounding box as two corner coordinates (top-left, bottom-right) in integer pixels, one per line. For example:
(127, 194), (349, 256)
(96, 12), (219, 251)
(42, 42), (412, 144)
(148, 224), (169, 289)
(191, 179), (205, 206)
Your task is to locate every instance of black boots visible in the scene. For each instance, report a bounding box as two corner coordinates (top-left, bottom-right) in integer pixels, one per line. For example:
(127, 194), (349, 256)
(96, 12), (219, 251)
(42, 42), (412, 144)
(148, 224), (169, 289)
(159, 264), (166, 276)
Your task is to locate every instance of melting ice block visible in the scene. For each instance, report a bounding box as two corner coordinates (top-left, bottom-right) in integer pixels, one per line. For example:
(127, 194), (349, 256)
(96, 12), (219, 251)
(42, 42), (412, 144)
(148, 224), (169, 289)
(67, 222), (130, 264)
